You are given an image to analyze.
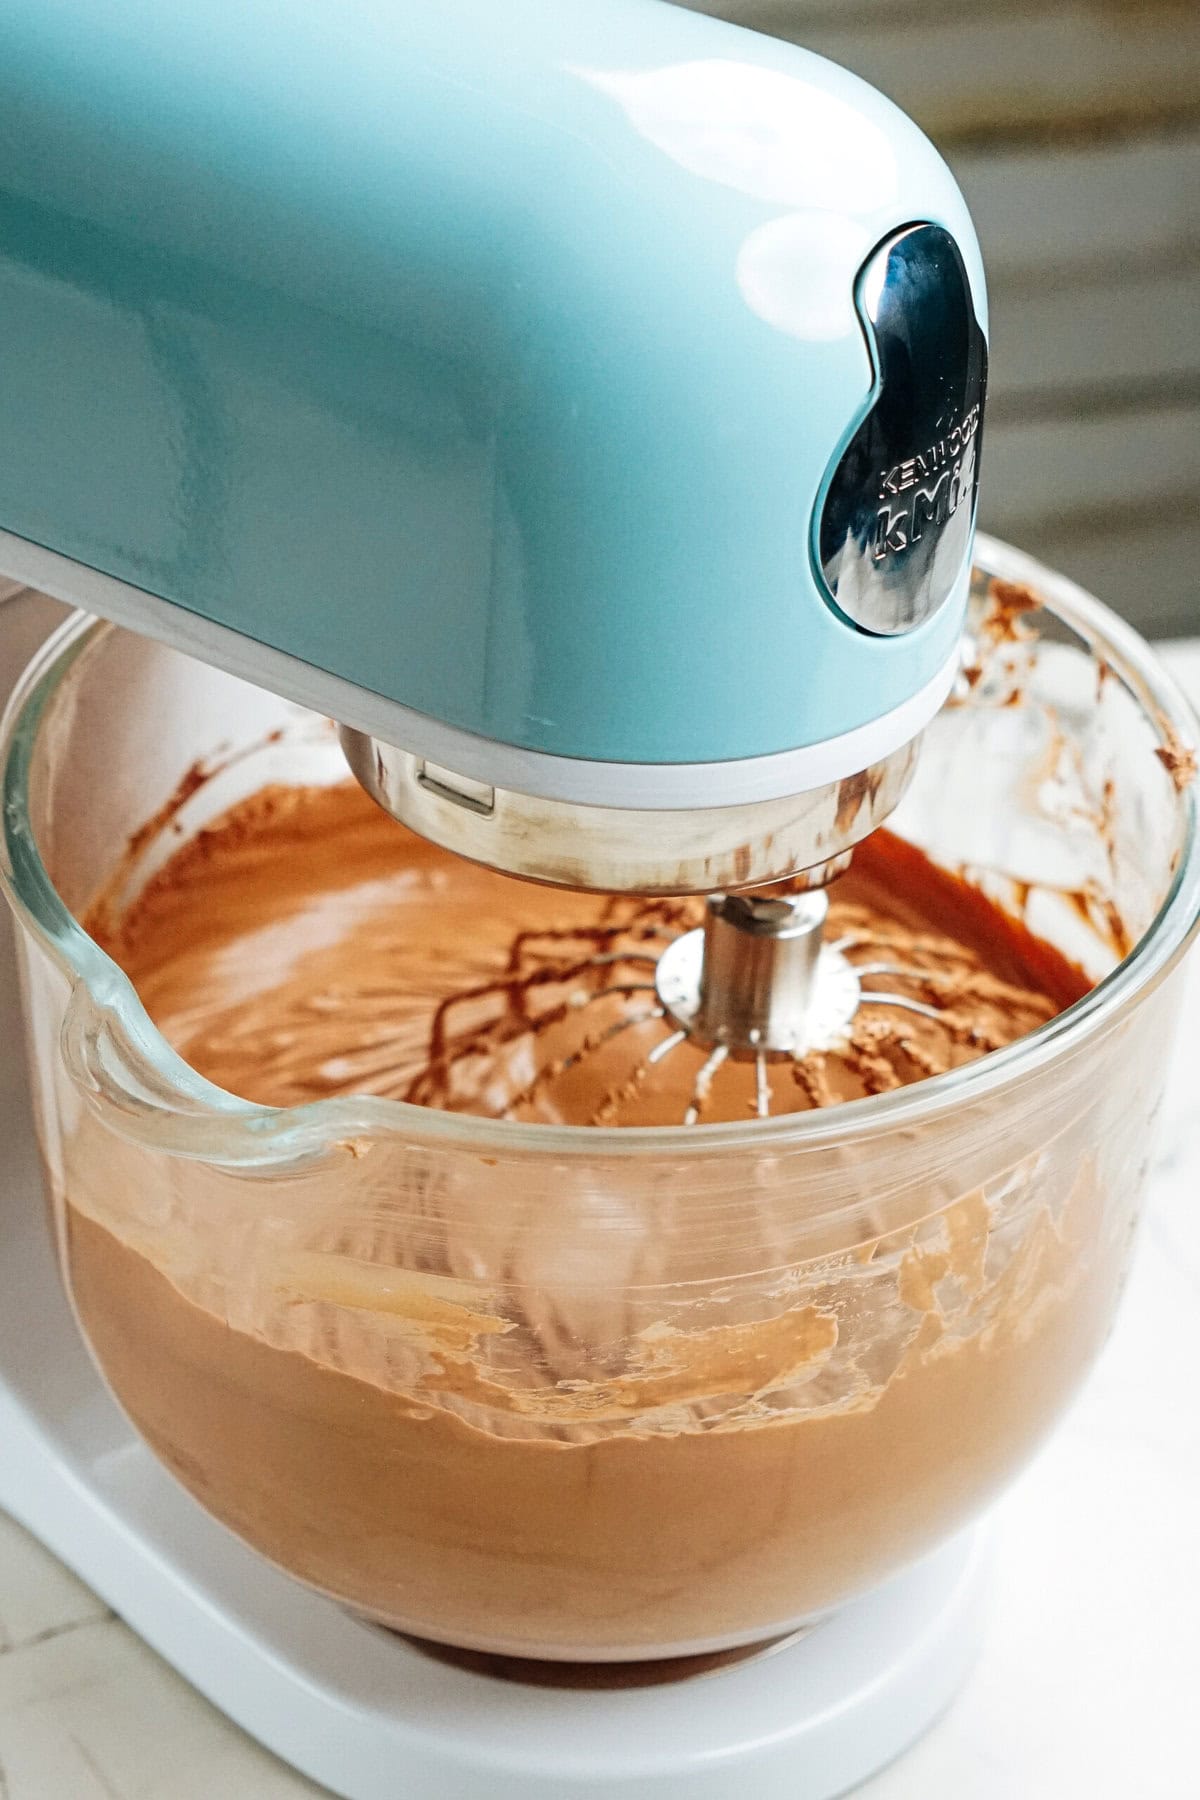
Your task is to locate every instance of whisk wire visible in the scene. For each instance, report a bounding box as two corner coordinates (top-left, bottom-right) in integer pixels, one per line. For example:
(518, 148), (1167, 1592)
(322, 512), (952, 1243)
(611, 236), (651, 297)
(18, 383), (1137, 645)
(857, 990), (948, 1023)
(685, 1043), (730, 1125)
(755, 1052), (771, 1119)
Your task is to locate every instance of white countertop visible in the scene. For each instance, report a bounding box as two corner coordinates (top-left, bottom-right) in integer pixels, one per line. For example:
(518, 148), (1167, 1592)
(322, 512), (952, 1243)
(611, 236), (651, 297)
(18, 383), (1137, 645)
(2, 646), (1198, 1800)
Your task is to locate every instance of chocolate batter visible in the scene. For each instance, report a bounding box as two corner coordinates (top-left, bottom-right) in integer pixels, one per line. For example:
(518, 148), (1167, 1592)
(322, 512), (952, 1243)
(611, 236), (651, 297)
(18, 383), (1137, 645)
(56, 780), (1121, 1659)
(86, 780), (1085, 1125)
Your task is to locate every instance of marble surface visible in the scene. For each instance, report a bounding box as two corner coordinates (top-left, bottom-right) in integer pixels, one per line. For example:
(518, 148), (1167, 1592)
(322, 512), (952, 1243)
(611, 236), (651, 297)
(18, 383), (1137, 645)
(1, 645), (1197, 1800)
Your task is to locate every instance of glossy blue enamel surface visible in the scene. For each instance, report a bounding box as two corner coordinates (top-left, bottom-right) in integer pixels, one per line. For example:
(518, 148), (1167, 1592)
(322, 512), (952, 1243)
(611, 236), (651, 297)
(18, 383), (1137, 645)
(0, 0), (985, 763)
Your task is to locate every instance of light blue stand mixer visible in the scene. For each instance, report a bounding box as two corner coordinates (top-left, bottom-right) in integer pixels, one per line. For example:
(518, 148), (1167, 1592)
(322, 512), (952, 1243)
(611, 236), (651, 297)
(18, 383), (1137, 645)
(0, 0), (984, 887)
(0, 2), (994, 1794)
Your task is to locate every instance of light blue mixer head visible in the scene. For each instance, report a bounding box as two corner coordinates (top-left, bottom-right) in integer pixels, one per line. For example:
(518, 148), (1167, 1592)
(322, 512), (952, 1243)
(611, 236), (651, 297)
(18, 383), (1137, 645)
(0, 0), (986, 892)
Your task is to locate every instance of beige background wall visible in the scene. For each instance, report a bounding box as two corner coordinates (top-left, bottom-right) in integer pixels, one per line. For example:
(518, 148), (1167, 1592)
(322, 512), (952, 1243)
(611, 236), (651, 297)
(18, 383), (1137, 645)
(678, 0), (1200, 636)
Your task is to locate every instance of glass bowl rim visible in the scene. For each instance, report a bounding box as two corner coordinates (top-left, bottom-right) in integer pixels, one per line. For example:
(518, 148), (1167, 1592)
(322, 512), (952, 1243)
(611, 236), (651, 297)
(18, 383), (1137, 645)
(2, 532), (1198, 1168)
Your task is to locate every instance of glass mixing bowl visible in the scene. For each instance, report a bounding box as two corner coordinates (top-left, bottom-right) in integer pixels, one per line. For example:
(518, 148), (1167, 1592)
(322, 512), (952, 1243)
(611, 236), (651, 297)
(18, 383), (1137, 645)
(2, 537), (1198, 1661)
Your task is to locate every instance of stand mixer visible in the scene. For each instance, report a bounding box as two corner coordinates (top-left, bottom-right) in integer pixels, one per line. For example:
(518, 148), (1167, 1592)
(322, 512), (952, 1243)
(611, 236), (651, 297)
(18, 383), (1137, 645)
(0, 0), (987, 1092)
(1, 3), (1195, 1798)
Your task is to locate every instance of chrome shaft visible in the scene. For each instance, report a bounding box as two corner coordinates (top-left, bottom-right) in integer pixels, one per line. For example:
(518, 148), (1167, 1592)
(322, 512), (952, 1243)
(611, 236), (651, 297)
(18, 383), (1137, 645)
(654, 890), (862, 1059)
(697, 892), (828, 1052)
